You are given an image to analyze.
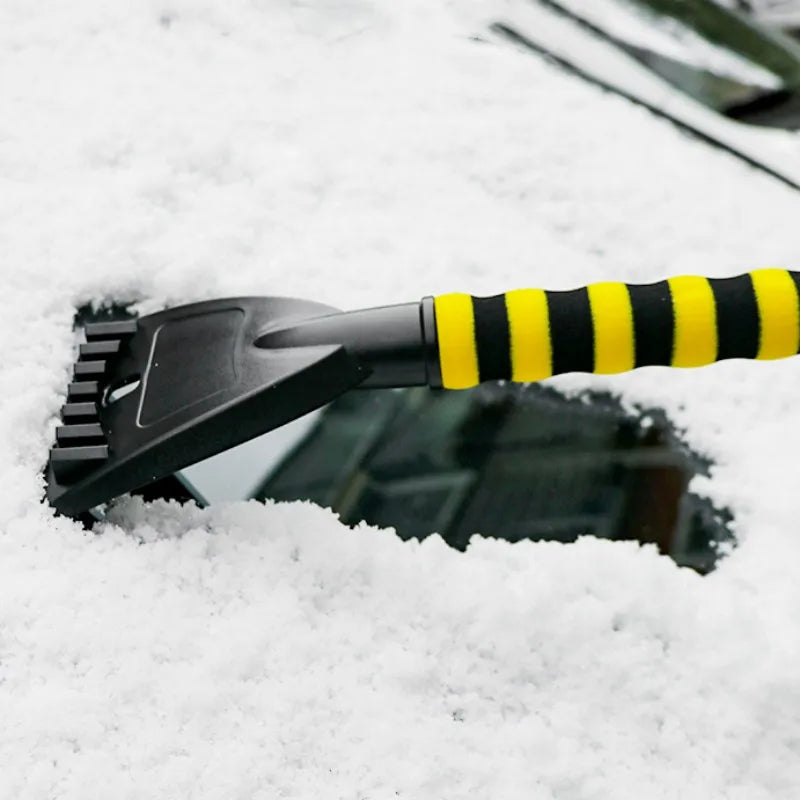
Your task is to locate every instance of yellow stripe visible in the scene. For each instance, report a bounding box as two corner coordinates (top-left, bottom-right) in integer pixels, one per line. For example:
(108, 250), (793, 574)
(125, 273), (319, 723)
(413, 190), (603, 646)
(668, 276), (717, 367)
(750, 269), (800, 360)
(587, 282), (634, 374)
(505, 289), (552, 382)
(434, 293), (479, 389)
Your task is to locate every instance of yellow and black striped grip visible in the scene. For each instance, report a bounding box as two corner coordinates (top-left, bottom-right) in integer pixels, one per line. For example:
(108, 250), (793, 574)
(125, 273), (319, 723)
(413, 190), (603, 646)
(432, 269), (800, 389)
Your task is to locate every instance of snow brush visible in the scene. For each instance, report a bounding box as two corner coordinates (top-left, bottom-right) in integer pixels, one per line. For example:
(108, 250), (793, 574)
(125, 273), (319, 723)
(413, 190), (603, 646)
(47, 269), (800, 516)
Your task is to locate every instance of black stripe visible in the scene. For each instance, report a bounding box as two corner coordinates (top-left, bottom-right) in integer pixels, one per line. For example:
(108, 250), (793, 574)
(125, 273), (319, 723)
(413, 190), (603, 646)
(547, 288), (594, 375)
(790, 272), (800, 355)
(708, 274), (759, 361)
(628, 281), (674, 368)
(472, 295), (512, 381)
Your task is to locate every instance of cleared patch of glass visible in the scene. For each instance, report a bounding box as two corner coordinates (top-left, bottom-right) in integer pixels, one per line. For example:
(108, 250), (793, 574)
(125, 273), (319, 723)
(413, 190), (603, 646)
(253, 385), (732, 573)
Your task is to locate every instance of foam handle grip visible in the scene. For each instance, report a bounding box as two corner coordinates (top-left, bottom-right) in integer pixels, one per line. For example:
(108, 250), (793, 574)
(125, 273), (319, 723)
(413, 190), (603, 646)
(432, 269), (800, 389)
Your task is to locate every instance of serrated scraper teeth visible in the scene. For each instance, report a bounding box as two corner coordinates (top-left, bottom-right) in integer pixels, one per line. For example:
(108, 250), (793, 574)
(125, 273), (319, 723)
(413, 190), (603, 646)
(74, 360), (107, 378)
(84, 320), (137, 342)
(67, 381), (100, 400)
(79, 340), (121, 360)
(61, 402), (99, 423)
(49, 445), (109, 483)
(56, 423), (105, 446)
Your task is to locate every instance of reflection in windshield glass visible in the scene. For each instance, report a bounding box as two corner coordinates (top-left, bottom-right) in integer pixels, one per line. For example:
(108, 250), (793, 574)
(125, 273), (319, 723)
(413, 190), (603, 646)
(255, 385), (733, 574)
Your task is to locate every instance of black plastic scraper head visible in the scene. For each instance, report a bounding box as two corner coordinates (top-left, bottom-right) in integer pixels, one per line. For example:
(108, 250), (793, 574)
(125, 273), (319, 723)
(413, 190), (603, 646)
(47, 297), (371, 516)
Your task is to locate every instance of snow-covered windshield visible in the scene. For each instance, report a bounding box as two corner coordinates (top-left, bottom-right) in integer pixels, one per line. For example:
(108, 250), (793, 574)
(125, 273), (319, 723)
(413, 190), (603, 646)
(6, 1), (800, 796)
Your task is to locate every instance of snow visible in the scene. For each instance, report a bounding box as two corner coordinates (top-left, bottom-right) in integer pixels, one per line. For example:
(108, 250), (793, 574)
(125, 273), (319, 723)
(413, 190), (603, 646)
(1, 0), (800, 797)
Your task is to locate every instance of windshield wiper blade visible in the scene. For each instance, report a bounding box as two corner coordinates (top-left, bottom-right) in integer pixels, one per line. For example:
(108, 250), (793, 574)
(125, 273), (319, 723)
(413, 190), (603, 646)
(725, 87), (800, 127)
(491, 20), (800, 193)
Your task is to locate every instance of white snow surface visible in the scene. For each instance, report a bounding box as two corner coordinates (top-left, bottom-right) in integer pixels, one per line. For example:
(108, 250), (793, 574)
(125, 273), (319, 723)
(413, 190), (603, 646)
(1, 1), (800, 797)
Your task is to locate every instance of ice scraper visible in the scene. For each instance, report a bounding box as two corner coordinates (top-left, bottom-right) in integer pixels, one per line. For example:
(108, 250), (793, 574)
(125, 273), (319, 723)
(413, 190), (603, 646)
(47, 269), (800, 516)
